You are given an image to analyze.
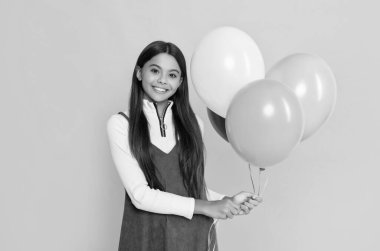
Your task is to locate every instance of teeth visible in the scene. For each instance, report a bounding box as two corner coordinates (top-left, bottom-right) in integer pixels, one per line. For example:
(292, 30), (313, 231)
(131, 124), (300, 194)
(153, 87), (167, 93)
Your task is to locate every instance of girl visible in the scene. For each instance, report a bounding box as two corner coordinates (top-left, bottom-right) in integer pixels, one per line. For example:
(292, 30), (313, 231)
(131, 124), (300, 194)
(107, 41), (262, 251)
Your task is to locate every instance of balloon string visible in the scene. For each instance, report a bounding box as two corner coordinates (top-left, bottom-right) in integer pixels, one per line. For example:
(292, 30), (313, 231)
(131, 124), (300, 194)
(207, 164), (270, 251)
(207, 219), (218, 251)
(259, 168), (269, 197)
(258, 168), (261, 196)
(248, 164), (269, 197)
(248, 163), (255, 194)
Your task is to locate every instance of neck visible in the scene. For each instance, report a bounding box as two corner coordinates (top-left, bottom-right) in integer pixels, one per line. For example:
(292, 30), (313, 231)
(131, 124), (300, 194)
(155, 100), (170, 117)
(142, 94), (170, 117)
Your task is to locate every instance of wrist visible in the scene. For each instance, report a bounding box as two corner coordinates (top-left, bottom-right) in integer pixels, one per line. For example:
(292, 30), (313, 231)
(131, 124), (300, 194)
(194, 199), (211, 215)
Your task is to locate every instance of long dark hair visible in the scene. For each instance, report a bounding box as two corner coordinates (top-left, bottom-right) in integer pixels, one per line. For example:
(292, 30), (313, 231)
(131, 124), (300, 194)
(128, 41), (206, 199)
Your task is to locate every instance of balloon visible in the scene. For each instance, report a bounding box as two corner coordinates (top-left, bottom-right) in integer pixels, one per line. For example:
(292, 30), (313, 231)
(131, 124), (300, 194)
(226, 79), (304, 167)
(207, 108), (228, 142)
(266, 53), (337, 141)
(191, 26), (265, 117)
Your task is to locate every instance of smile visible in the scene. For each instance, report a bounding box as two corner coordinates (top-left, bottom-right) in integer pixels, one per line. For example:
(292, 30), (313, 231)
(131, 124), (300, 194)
(153, 86), (169, 94)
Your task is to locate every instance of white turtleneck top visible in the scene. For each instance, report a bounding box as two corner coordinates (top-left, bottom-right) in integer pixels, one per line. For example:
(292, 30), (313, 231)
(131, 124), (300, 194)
(107, 98), (225, 220)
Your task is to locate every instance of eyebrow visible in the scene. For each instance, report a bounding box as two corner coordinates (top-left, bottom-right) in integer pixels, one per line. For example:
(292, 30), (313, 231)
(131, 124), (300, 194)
(149, 64), (180, 74)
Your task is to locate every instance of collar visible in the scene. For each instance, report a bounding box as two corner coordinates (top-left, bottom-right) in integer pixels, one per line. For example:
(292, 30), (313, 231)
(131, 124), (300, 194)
(142, 98), (174, 115)
(123, 98), (174, 117)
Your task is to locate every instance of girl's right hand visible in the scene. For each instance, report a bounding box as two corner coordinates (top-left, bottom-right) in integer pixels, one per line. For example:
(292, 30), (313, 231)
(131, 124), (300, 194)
(194, 197), (241, 219)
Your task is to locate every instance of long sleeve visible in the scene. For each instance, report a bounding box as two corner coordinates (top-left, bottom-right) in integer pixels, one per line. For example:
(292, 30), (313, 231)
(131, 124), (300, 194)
(107, 114), (195, 220)
(195, 114), (226, 201)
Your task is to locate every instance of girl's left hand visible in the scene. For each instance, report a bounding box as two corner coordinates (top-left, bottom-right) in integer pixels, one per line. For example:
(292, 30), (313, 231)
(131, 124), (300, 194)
(230, 191), (263, 215)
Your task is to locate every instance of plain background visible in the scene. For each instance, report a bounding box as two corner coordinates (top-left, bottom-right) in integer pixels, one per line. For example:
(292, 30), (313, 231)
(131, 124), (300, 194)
(1, 0), (379, 250)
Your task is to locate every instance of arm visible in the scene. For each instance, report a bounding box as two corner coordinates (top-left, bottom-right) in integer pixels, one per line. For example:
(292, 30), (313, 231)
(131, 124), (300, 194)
(107, 114), (195, 219)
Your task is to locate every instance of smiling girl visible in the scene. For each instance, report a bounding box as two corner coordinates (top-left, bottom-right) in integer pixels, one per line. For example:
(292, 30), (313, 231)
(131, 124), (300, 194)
(107, 41), (262, 251)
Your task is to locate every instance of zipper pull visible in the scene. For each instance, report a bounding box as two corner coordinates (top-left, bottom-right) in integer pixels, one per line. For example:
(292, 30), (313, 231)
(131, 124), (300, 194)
(160, 118), (167, 137)
(154, 102), (170, 138)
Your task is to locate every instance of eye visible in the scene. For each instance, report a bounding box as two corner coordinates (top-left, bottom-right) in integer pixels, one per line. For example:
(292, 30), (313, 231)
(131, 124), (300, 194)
(169, 73), (178, 79)
(150, 68), (159, 74)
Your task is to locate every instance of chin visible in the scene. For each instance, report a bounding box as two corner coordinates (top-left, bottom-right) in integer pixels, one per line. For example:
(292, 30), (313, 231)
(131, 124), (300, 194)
(147, 95), (165, 103)
(151, 92), (173, 102)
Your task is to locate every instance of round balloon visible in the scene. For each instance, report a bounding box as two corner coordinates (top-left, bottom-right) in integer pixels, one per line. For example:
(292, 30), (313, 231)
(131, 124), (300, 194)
(266, 53), (337, 141)
(207, 108), (228, 142)
(191, 26), (265, 117)
(226, 79), (304, 167)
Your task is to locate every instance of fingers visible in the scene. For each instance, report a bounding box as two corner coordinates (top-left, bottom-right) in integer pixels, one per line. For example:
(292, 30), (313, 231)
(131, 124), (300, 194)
(228, 203), (252, 218)
(218, 197), (242, 219)
(238, 196), (264, 216)
(254, 196), (263, 203)
(227, 197), (241, 210)
(243, 201), (254, 210)
(240, 204), (250, 214)
(221, 195), (263, 219)
(225, 210), (234, 219)
(230, 208), (238, 215)
(247, 194), (262, 201)
(247, 197), (262, 207)
(238, 191), (255, 198)
(224, 207), (239, 219)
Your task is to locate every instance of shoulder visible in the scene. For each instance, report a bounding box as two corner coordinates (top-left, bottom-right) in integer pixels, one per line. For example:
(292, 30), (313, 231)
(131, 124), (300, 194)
(106, 112), (129, 136)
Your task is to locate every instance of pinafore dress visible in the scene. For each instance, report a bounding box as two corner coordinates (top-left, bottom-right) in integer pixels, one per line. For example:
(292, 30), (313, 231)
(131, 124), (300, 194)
(117, 112), (218, 251)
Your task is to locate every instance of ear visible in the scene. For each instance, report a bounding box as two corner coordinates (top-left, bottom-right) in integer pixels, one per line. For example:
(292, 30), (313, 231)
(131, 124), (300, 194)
(180, 77), (183, 85)
(136, 67), (142, 81)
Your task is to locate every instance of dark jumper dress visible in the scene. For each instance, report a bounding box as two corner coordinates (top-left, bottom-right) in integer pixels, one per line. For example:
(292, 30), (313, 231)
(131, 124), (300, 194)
(117, 112), (218, 251)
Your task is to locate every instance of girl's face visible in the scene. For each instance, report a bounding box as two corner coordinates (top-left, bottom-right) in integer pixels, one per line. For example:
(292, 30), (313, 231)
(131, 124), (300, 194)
(137, 53), (183, 105)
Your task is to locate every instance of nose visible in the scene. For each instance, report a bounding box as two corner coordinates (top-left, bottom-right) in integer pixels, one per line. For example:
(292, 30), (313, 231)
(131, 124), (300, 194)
(158, 74), (167, 85)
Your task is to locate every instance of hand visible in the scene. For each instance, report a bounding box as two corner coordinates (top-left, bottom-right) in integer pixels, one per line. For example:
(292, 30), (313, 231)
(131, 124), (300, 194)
(230, 191), (263, 215)
(195, 197), (241, 220)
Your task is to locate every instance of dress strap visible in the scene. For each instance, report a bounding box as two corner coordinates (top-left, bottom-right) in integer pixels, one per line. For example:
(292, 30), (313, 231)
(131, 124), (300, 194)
(118, 112), (129, 121)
